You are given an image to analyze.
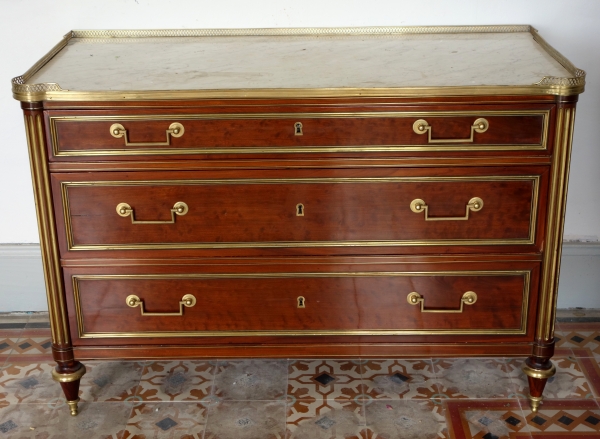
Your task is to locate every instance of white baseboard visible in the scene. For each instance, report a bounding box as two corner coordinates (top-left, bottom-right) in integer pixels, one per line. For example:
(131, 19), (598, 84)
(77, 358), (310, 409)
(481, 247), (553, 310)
(0, 243), (599, 312)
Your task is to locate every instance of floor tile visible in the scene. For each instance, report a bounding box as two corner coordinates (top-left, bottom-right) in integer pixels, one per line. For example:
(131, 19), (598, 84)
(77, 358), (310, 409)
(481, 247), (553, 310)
(518, 398), (600, 436)
(4, 328), (52, 363)
(288, 359), (363, 403)
(122, 402), (209, 438)
(0, 331), (22, 366)
(577, 356), (600, 397)
(135, 360), (216, 402)
(214, 359), (287, 401)
(204, 400), (286, 439)
(80, 361), (143, 402)
(557, 323), (600, 359)
(360, 359), (438, 400)
(0, 401), (131, 438)
(362, 399), (448, 439)
(432, 358), (516, 399)
(286, 399), (365, 439)
(444, 399), (531, 439)
(0, 362), (62, 405)
(506, 357), (594, 400)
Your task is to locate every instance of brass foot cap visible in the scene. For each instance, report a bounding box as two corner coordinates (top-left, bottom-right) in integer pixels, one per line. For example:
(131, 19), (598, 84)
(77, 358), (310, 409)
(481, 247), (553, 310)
(528, 395), (543, 412)
(67, 398), (80, 416)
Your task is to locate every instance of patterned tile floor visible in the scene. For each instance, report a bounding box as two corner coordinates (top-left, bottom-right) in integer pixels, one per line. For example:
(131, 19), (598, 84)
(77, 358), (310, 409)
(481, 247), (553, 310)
(0, 314), (600, 438)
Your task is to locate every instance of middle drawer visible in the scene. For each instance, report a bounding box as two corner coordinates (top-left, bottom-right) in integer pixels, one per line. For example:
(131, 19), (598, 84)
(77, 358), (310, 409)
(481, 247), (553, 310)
(52, 167), (547, 256)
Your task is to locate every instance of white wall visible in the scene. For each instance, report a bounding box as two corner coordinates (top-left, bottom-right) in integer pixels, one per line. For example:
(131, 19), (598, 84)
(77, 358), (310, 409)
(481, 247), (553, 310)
(1, 0), (599, 309)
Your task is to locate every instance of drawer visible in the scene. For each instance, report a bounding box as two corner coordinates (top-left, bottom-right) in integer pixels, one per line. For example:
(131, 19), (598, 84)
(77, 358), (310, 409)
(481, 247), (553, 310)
(47, 109), (549, 158)
(53, 169), (544, 253)
(68, 268), (533, 339)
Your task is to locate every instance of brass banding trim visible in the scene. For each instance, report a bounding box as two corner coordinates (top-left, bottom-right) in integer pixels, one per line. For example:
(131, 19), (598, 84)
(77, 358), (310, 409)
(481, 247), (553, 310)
(49, 110), (549, 157)
(521, 361), (556, 380)
(51, 364), (87, 383)
(72, 270), (531, 338)
(60, 175), (540, 251)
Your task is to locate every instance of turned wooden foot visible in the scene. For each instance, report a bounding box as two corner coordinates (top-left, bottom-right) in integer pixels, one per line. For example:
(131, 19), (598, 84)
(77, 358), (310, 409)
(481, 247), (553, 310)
(521, 357), (556, 412)
(51, 362), (86, 416)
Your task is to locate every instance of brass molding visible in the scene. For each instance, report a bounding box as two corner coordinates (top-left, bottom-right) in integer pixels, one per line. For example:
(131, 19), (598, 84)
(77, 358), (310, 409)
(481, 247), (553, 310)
(536, 106), (576, 341)
(12, 26), (584, 102)
(51, 364), (87, 383)
(407, 291), (477, 313)
(60, 175), (540, 251)
(24, 114), (70, 347)
(48, 110), (549, 157)
(71, 270), (531, 338)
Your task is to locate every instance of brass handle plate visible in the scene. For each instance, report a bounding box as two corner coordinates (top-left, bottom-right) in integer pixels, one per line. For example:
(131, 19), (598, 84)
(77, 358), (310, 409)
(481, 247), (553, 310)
(410, 197), (483, 221)
(126, 294), (196, 316)
(413, 118), (488, 143)
(407, 291), (477, 313)
(116, 201), (188, 224)
(110, 122), (185, 146)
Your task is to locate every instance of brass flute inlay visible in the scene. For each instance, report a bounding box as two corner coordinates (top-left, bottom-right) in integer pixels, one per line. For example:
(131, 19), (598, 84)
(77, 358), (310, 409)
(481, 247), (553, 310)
(407, 291), (477, 313)
(110, 122), (184, 146)
(116, 201), (188, 224)
(126, 294), (197, 316)
(410, 197), (483, 221)
(413, 118), (488, 143)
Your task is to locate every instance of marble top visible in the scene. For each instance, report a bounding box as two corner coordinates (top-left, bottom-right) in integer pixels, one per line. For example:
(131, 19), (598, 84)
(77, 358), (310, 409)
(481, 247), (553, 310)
(26, 30), (573, 92)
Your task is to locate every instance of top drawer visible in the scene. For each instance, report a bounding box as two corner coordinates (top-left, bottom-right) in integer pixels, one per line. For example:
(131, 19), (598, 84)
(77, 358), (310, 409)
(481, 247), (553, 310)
(46, 108), (550, 159)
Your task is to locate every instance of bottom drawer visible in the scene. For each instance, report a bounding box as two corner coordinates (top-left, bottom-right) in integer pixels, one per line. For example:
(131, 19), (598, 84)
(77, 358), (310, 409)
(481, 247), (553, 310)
(68, 267), (535, 339)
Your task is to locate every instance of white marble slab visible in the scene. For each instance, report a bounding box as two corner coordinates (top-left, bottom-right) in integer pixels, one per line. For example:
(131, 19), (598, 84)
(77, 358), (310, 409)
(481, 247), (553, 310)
(27, 32), (571, 91)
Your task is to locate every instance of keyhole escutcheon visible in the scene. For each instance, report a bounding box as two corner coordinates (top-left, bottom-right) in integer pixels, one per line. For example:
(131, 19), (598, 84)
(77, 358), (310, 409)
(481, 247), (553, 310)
(297, 296), (306, 308)
(296, 203), (304, 216)
(294, 122), (303, 136)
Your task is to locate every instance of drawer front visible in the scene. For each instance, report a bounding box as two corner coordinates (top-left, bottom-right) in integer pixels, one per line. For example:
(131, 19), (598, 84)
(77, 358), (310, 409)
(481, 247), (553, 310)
(70, 270), (532, 338)
(56, 172), (542, 252)
(48, 110), (549, 158)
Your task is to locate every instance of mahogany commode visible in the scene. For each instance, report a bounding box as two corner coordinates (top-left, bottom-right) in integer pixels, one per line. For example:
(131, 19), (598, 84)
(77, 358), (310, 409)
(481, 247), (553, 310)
(12, 26), (585, 415)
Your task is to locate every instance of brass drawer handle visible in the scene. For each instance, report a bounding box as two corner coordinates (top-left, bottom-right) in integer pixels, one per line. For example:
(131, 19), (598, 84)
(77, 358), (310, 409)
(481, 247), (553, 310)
(410, 197), (483, 221)
(126, 294), (196, 316)
(407, 291), (477, 313)
(110, 122), (185, 146)
(116, 201), (188, 224)
(413, 118), (488, 143)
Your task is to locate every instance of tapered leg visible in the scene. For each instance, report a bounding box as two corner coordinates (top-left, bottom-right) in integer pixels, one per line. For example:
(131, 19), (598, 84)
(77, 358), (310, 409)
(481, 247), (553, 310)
(521, 356), (556, 412)
(51, 362), (86, 416)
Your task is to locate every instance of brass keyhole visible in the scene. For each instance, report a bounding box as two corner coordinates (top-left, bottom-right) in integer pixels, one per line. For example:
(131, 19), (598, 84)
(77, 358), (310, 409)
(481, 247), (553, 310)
(297, 296), (306, 308)
(296, 203), (304, 216)
(294, 122), (303, 136)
